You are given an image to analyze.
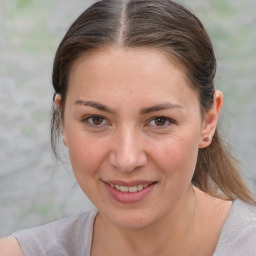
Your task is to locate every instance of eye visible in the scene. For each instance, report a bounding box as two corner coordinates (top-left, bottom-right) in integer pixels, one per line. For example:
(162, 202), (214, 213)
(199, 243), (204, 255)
(147, 116), (175, 128)
(153, 117), (168, 126)
(82, 115), (108, 127)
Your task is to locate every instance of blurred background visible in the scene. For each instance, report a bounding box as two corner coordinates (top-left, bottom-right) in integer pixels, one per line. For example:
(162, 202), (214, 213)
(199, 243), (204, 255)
(0, 0), (255, 237)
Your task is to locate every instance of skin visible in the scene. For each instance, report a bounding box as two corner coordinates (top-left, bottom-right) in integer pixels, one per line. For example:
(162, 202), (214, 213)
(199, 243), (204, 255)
(0, 237), (24, 256)
(0, 46), (231, 255)
(59, 47), (231, 255)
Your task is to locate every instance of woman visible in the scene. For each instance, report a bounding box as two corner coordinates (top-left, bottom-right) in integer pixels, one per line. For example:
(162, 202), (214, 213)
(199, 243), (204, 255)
(1, 0), (255, 255)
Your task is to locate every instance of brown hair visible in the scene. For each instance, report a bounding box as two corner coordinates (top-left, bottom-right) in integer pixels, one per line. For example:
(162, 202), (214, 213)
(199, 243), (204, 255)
(51, 0), (255, 203)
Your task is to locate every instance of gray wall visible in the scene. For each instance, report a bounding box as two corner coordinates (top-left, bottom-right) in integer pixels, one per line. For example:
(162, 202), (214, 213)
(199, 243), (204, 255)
(0, 0), (255, 237)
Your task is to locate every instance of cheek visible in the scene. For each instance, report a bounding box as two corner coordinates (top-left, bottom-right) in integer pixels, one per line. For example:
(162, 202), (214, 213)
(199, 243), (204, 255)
(67, 136), (110, 201)
(149, 135), (199, 178)
(66, 131), (109, 178)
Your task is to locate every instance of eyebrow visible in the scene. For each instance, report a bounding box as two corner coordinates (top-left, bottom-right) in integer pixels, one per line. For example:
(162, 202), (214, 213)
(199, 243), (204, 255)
(74, 100), (184, 115)
(75, 100), (116, 114)
(139, 103), (184, 114)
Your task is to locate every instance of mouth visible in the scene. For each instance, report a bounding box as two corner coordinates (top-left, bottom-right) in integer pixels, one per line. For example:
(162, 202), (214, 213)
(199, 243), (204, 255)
(102, 180), (157, 203)
(108, 183), (152, 193)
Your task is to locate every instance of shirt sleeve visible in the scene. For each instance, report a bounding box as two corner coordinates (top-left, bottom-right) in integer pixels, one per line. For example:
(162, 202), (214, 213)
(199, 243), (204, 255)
(12, 210), (97, 256)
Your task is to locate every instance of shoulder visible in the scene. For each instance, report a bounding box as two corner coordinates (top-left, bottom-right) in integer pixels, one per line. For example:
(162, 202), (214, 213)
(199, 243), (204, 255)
(225, 200), (256, 231)
(0, 236), (24, 256)
(12, 210), (97, 255)
(214, 200), (256, 256)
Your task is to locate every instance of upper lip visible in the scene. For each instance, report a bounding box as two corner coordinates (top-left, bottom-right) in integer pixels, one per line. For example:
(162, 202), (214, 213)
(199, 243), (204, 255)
(102, 179), (156, 187)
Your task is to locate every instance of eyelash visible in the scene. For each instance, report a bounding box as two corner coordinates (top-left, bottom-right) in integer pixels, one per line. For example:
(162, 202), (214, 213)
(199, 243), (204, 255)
(146, 116), (176, 128)
(81, 115), (176, 129)
(81, 115), (109, 128)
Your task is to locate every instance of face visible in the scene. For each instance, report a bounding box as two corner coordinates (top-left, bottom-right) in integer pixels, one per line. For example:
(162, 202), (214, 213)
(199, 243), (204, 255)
(59, 47), (215, 229)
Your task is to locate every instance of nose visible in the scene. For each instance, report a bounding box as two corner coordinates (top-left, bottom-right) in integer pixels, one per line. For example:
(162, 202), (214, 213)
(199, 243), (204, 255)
(109, 127), (148, 172)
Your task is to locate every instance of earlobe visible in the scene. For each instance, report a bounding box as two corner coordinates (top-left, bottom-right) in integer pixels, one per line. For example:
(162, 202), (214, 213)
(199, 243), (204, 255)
(55, 94), (68, 147)
(199, 90), (223, 148)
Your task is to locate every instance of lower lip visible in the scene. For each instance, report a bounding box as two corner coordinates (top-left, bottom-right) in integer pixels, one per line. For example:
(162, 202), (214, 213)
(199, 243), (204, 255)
(103, 182), (157, 204)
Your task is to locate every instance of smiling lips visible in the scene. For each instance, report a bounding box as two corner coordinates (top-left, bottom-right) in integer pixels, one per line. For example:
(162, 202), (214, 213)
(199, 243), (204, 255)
(103, 180), (157, 203)
(109, 183), (149, 193)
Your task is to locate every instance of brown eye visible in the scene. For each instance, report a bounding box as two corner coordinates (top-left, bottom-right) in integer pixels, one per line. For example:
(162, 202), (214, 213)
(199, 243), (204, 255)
(83, 115), (107, 127)
(147, 116), (174, 128)
(154, 117), (167, 126)
(91, 116), (104, 125)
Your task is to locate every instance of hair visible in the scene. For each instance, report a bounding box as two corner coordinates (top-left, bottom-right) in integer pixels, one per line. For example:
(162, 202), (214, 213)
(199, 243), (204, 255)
(51, 0), (255, 204)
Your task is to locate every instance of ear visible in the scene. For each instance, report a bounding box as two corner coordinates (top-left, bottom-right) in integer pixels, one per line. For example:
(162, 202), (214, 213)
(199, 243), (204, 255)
(55, 94), (68, 147)
(55, 93), (62, 110)
(199, 90), (223, 148)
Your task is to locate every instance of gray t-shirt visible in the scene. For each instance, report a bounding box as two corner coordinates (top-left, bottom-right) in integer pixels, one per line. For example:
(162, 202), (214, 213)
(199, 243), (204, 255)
(13, 200), (256, 256)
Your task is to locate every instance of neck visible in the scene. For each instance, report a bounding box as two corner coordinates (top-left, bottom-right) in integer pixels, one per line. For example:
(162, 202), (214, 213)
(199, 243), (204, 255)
(93, 185), (197, 256)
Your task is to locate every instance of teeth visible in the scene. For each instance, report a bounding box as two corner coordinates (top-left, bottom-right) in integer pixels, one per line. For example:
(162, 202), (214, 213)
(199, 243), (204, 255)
(120, 186), (129, 192)
(137, 184), (144, 191)
(110, 183), (151, 193)
(128, 186), (137, 193)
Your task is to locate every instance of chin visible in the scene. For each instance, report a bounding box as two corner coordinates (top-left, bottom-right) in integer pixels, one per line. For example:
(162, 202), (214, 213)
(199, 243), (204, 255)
(100, 206), (162, 230)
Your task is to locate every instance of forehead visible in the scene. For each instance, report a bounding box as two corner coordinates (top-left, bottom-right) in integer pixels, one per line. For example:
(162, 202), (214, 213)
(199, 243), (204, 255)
(67, 46), (198, 107)
(69, 46), (187, 79)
